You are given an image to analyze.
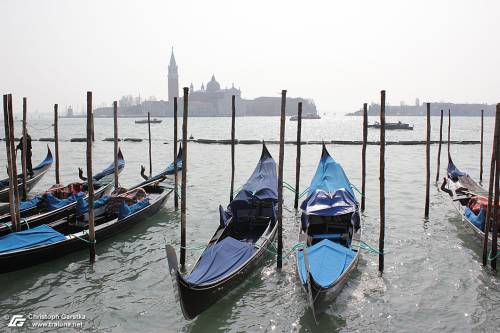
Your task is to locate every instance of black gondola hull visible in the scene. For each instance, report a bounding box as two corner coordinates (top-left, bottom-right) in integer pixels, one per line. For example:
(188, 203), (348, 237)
(175, 227), (277, 320)
(0, 187), (171, 273)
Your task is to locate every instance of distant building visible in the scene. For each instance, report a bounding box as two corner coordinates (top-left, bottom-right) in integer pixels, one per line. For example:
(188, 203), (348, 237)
(94, 48), (317, 117)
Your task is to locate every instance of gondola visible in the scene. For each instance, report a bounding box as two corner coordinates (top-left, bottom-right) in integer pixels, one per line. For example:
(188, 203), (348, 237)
(0, 146), (53, 202)
(441, 154), (491, 242)
(0, 166), (172, 273)
(165, 143), (278, 320)
(139, 145), (183, 184)
(0, 150), (126, 236)
(295, 144), (361, 320)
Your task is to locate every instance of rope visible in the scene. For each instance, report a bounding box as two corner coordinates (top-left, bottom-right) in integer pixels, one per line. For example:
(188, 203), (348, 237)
(350, 183), (365, 198)
(487, 249), (500, 261)
(352, 240), (383, 255)
(27, 123), (54, 131)
(1, 222), (12, 232)
(71, 231), (97, 244)
(20, 218), (29, 229)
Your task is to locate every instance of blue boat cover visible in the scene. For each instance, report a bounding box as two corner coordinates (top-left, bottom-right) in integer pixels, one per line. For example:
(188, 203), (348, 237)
(300, 146), (358, 231)
(119, 198), (150, 219)
(0, 224), (66, 253)
(229, 145), (277, 210)
(465, 207), (485, 231)
(297, 239), (355, 288)
(75, 194), (110, 215)
(46, 193), (78, 211)
(20, 196), (42, 211)
(92, 150), (125, 181)
(186, 236), (255, 285)
(448, 157), (466, 180)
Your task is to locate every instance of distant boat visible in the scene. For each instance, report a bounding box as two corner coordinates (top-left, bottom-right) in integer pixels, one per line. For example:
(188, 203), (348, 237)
(368, 121), (413, 130)
(290, 113), (321, 121)
(135, 118), (162, 124)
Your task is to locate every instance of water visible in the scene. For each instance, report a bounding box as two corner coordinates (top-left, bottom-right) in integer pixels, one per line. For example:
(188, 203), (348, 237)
(0, 115), (499, 332)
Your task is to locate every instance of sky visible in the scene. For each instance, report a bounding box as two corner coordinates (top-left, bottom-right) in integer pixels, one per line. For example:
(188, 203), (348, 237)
(1, 0), (499, 114)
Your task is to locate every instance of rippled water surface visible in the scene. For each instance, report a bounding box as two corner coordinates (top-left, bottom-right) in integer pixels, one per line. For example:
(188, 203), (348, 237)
(0, 114), (499, 332)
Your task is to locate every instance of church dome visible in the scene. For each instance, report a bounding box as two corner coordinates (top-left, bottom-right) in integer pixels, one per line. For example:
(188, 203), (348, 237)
(206, 74), (221, 92)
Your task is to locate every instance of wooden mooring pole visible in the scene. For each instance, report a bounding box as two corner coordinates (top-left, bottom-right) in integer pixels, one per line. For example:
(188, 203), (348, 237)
(447, 109), (451, 156)
(482, 106), (499, 266)
(113, 101), (119, 188)
(173, 97), (179, 210)
(277, 90), (286, 269)
(54, 104), (60, 184)
(230, 95), (236, 202)
(180, 87), (189, 269)
(21, 98), (28, 201)
(491, 104), (500, 271)
(435, 109), (443, 182)
(148, 112), (152, 178)
(3, 95), (19, 231)
(87, 92), (96, 262)
(7, 95), (21, 227)
(425, 103), (431, 218)
(379, 90), (386, 273)
(361, 103), (368, 212)
(480, 109), (484, 182)
(294, 102), (302, 210)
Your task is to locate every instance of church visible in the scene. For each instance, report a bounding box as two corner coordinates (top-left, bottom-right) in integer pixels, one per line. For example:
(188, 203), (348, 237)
(94, 49), (317, 117)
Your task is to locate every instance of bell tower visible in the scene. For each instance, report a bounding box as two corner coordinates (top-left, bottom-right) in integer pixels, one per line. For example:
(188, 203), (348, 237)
(168, 47), (179, 102)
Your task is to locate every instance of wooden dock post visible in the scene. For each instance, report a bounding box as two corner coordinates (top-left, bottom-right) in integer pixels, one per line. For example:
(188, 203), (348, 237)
(482, 106), (499, 266)
(361, 103), (368, 212)
(21, 97), (28, 201)
(91, 112), (95, 142)
(294, 102), (303, 210)
(180, 87), (189, 269)
(148, 112), (152, 178)
(3, 95), (18, 231)
(379, 90), (386, 273)
(86, 92), (96, 262)
(425, 103), (431, 218)
(54, 104), (60, 184)
(277, 90), (286, 269)
(435, 109), (443, 182)
(113, 101), (119, 188)
(491, 103), (500, 271)
(230, 95), (236, 202)
(447, 109), (451, 156)
(480, 109), (484, 182)
(173, 97), (179, 210)
(7, 95), (21, 227)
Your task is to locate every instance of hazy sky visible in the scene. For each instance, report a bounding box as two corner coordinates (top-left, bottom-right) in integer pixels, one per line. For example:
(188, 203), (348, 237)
(1, 0), (499, 114)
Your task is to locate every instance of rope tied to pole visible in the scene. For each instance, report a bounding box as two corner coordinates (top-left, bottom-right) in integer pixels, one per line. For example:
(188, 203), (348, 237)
(71, 231), (97, 244)
(352, 240), (383, 255)
(350, 183), (365, 198)
(487, 249), (500, 261)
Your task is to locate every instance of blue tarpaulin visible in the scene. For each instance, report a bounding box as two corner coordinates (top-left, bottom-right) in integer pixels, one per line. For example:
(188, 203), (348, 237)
(186, 236), (255, 285)
(46, 193), (78, 211)
(76, 194), (110, 215)
(297, 239), (355, 288)
(465, 207), (485, 231)
(229, 145), (277, 210)
(119, 198), (150, 219)
(0, 224), (66, 253)
(448, 157), (466, 180)
(20, 196), (42, 211)
(300, 145), (357, 218)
